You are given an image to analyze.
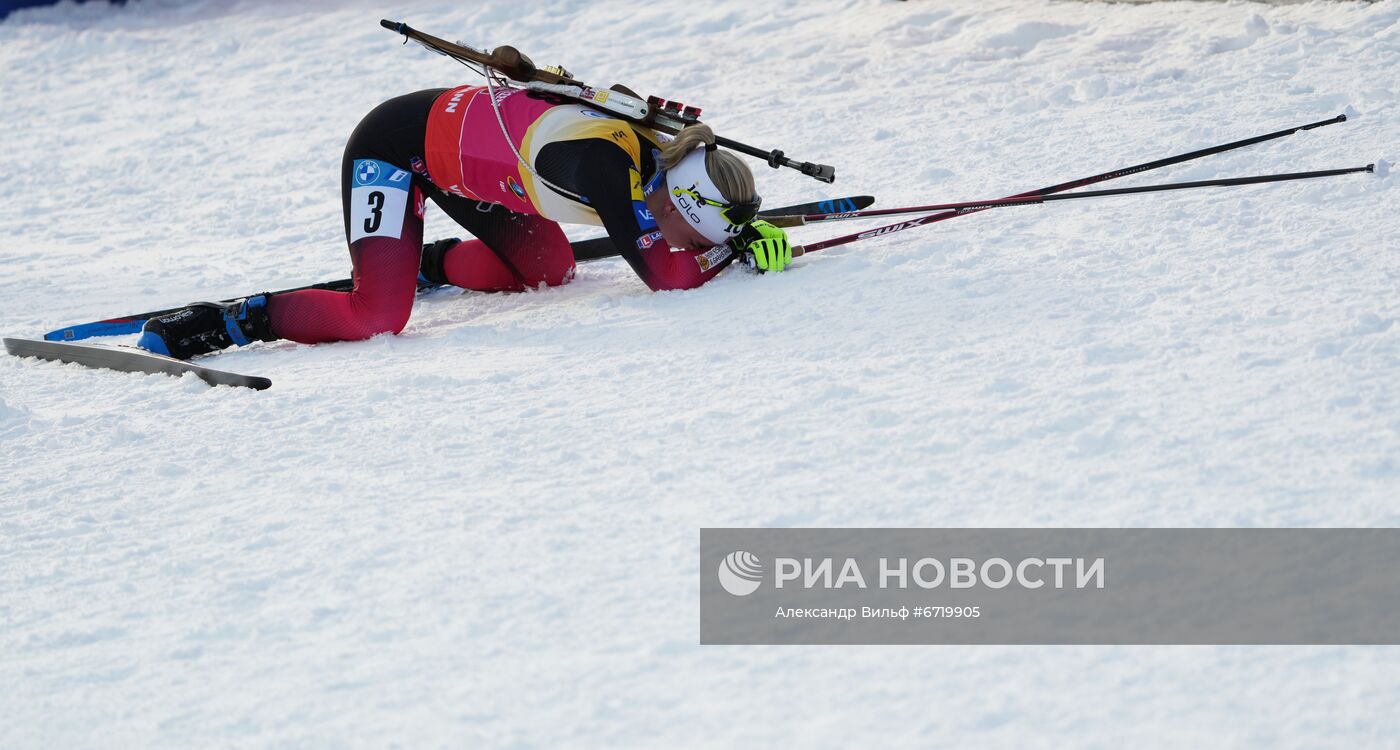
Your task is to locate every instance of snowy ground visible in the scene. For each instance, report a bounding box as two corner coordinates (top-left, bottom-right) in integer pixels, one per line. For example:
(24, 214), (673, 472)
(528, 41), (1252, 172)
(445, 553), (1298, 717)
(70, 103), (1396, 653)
(2, 0), (1398, 746)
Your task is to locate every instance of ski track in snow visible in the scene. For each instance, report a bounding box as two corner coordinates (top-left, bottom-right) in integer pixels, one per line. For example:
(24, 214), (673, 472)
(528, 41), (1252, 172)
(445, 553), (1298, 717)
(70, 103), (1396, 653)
(1, 0), (1398, 746)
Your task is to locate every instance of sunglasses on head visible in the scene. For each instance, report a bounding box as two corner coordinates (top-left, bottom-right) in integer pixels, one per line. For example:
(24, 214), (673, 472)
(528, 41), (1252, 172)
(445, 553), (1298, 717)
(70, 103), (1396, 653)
(670, 186), (763, 227)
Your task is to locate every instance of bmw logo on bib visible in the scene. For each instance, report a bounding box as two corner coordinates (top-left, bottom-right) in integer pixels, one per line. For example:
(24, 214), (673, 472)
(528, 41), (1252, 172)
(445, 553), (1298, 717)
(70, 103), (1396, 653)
(354, 160), (381, 186)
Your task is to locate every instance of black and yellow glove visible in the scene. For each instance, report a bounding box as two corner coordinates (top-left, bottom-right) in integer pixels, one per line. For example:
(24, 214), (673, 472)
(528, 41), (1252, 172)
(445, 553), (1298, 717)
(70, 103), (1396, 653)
(733, 219), (792, 273)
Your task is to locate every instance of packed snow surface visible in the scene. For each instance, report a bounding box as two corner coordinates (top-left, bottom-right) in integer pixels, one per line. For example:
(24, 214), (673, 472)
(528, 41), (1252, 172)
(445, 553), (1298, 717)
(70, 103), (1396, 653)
(2, 0), (1398, 746)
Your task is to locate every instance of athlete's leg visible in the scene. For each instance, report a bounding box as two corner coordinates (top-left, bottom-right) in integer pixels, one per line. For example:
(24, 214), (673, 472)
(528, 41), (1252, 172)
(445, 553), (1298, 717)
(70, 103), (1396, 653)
(136, 90), (444, 358)
(267, 171), (422, 343)
(266, 92), (441, 344)
(421, 237), (519, 292)
(266, 231), (422, 343)
(423, 193), (576, 292)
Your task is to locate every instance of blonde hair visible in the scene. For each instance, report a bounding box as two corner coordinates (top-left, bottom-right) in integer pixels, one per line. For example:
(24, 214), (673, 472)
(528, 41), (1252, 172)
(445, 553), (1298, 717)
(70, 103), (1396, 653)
(658, 124), (756, 204)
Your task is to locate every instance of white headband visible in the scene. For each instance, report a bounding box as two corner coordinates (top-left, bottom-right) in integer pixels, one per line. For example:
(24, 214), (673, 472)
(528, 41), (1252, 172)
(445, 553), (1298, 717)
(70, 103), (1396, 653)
(665, 148), (744, 245)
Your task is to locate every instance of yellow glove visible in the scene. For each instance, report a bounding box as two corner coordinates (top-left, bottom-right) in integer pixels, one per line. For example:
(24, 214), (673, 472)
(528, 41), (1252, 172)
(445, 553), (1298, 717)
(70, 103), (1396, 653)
(737, 219), (792, 273)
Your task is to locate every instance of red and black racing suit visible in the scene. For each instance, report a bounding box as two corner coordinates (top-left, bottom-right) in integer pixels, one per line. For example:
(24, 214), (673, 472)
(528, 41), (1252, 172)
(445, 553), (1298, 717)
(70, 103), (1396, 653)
(267, 87), (735, 344)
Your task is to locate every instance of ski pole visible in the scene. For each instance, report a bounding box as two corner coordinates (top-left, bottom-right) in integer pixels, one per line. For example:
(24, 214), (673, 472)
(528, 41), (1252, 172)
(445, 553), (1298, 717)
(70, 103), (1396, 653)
(770, 165), (1373, 230)
(793, 113), (1349, 255)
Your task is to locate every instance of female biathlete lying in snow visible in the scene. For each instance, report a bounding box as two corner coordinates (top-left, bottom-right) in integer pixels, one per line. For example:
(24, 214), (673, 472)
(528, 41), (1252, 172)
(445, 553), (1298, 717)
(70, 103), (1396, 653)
(137, 85), (793, 359)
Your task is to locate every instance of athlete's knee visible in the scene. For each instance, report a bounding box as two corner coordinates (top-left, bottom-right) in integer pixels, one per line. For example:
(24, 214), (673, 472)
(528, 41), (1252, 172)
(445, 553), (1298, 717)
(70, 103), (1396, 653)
(344, 274), (416, 336)
(515, 227), (576, 287)
(436, 238), (521, 292)
(533, 257), (575, 288)
(341, 232), (422, 335)
(348, 293), (414, 336)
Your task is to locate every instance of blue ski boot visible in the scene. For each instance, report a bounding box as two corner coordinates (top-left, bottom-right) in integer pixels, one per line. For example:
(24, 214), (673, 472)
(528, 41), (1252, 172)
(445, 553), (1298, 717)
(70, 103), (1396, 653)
(137, 295), (277, 360)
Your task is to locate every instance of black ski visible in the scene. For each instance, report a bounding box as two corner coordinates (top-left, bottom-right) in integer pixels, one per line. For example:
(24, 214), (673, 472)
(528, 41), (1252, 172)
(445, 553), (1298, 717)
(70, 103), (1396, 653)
(4, 337), (271, 390)
(42, 195), (874, 342)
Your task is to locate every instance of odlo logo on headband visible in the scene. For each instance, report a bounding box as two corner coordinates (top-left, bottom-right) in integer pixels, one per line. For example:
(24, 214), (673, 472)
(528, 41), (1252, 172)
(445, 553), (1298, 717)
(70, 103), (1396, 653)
(673, 185), (744, 238)
(673, 187), (705, 225)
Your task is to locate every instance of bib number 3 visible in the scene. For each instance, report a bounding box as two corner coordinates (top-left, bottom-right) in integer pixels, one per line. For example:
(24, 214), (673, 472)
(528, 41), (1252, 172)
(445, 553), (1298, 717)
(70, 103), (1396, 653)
(364, 191), (385, 233)
(349, 159), (411, 243)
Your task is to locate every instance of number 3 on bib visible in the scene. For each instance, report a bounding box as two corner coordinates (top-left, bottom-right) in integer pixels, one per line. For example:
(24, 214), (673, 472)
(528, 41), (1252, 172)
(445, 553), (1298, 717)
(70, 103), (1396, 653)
(349, 159), (411, 243)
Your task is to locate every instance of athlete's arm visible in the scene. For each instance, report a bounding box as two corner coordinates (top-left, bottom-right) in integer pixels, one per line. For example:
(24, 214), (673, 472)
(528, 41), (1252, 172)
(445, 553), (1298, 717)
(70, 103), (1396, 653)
(540, 140), (736, 291)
